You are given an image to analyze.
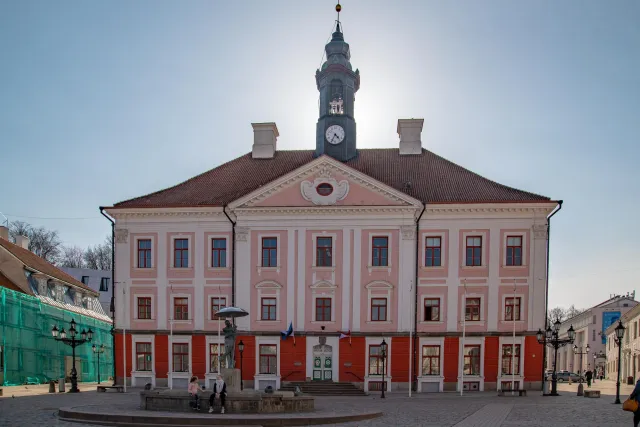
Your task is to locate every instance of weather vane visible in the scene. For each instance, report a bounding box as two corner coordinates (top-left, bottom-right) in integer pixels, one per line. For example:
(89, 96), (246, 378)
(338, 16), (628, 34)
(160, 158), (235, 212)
(336, 2), (341, 23)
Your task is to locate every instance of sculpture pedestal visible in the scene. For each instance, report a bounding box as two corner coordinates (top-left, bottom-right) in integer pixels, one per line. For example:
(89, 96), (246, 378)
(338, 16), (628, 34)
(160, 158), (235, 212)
(222, 368), (241, 393)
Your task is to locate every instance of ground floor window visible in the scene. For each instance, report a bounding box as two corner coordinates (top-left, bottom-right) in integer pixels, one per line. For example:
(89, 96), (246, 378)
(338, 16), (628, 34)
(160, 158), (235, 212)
(259, 345), (277, 374)
(172, 343), (189, 373)
(209, 343), (225, 373)
(501, 344), (520, 375)
(422, 345), (440, 375)
(463, 345), (481, 375)
(368, 345), (385, 375)
(136, 342), (152, 371)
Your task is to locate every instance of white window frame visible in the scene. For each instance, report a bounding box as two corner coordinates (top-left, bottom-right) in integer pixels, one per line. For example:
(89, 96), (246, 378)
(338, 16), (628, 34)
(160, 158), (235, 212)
(205, 335), (225, 388)
(168, 335), (192, 388)
(417, 337), (444, 392)
(462, 231), (488, 268)
(208, 235), (230, 269)
(458, 336), (485, 391)
(131, 334), (156, 387)
(134, 235), (155, 270)
(207, 295), (228, 321)
(500, 292), (526, 323)
(421, 232), (446, 269)
(367, 232), (392, 272)
(497, 336), (525, 391)
(420, 295), (444, 324)
(257, 234), (281, 272)
(364, 336), (392, 392)
(461, 293), (485, 325)
(170, 235), (192, 269)
(365, 281), (393, 324)
(254, 336), (281, 391)
(170, 293), (192, 323)
(133, 293), (155, 321)
(503, 231), (527, 267)
(255, 281), (281, 322)
(312, 232), (338, 268)
(310, 281), (337, 324)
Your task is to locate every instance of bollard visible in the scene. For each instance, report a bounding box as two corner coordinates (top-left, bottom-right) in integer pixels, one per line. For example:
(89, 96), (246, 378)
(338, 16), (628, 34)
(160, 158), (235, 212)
(59, 378), (65, 393)
(49, 381), (56, 393)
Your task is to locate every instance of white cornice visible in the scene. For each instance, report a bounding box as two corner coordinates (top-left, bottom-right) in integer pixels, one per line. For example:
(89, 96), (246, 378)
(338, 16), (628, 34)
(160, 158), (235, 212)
(233, 206), (418, 216)
(107, 207), (225, 220)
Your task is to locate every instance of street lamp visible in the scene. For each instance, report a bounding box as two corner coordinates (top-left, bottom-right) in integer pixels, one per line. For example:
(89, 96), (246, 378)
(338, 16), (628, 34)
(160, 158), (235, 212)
(52, 319), (93, 393)
(614, 320), (626, 404)
(537, 322), (575, 396)
(238, 340), (244, 391)
(92, 344), (106, 384)
(573, 344), (590, 396)
(380, 339), (387, 399)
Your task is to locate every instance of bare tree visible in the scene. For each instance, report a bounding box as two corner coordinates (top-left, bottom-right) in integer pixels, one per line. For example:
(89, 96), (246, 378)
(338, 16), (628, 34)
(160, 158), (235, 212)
(9, 220), (62, 263)
(566, 305), (585, 319)
(59, 246), (86, 268)
(548, 307), (567, 324)
(84, 235), (112, 270)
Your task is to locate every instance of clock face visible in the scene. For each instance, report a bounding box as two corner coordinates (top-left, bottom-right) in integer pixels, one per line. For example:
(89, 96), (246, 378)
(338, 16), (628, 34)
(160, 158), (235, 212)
(325, 125), (345, 145)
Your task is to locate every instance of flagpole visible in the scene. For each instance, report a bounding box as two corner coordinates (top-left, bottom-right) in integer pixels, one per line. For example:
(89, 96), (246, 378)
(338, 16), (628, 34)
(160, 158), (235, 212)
(123, 287), (127, 392)
(408, 280), (413, 398)
(218, 286), (222, 374)
(512, 279), (516, 396)
(460, 279), (466, 396)
(169, 284), (173, 390)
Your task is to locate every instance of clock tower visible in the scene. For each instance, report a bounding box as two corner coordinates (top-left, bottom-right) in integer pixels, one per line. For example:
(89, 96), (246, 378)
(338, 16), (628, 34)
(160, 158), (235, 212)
(315, 10), (360, 161)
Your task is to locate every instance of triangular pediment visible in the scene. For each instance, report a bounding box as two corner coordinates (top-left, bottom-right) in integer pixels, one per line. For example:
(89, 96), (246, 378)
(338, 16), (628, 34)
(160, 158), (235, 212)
(229, 155), (422, 209)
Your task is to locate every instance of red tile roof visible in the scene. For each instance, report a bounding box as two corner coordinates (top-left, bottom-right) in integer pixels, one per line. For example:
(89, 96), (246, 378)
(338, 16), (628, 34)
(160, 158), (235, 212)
(112, 149), (551, 208)
(0, 238), (98, 295)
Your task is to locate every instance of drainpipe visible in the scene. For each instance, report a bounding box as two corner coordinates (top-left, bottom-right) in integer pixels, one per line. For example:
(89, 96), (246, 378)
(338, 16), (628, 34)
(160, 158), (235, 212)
(99, 206), (117, 386)
(541, 200), (563, 390)
(223, 206), (237, 307)
(412, 203), (426, 392)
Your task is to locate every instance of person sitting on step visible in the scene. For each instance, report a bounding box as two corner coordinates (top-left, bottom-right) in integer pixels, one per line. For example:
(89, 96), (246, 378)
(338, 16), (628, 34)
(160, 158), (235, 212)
(188, 376), (203, 411)
(209, 374), (227, 414)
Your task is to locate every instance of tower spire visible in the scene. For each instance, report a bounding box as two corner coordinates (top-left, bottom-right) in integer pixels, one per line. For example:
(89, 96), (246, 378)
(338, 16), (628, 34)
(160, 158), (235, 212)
(332, 2), (344, 41)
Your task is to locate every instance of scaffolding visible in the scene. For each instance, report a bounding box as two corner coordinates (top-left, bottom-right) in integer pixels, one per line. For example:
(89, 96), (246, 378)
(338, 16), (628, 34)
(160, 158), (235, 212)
(0, 287), (113, 386)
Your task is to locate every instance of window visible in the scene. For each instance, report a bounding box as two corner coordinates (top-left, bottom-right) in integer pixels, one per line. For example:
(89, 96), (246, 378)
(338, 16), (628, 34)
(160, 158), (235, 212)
(259, 345), (277, 374)
(209, 343), (226, 373)
(316, 237), (333, 267)
(174, 239), (189, 268)
(465, 236), (482, 266)
(465, 298), (481, 321)
(261, 298), (277, 321)
(424, 298), (440, 321)
(81, 276), (89, 285)
(372, 237), (389, 267)
(99, 277), (110, 292)
(173, 297), (189, 321)
(501, 344), (520, 375)
(504, 297), (521, 321)
(136, 343), (152, 371)
(211, 238), (227, 268)
(315, 298), (331, 321)
(506, 236), (522, 266)
(593, 329), (596, 342)
(137, 297), (152, 320)
(211, 297), (226, 319)
(262, 238), (277, 267)
(137, 239), (152, 268)
(172, 343), (189, 372)
(463, 345), (481, 375)
(425, 237), (442, 267)
(371, 298), (388, 321)
(368, 345), (385, 375)
(422, 346), (440, 375)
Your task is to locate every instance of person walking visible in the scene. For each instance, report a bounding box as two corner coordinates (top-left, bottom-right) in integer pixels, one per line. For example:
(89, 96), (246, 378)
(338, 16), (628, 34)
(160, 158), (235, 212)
(585, 369), (593, 388)
(209, 375), (227, 414)
(188, 376), (203, 411)
(630, 378), (640, 427)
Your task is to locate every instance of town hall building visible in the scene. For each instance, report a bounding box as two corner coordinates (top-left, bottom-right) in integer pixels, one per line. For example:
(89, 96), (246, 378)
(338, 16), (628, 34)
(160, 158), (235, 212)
(104, 15), (558, 393)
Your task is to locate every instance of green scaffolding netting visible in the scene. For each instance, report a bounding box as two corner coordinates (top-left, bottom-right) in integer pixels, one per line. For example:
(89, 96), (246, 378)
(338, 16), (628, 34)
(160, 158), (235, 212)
(0, 287), (114, 386)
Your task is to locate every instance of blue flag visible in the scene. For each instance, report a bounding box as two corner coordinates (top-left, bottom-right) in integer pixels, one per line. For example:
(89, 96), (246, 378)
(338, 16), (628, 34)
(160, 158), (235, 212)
(281, 322), (295, 342)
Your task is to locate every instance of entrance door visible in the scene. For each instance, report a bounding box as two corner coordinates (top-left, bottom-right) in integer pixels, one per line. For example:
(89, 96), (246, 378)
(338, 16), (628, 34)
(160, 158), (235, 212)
(312, 344), (333, 381)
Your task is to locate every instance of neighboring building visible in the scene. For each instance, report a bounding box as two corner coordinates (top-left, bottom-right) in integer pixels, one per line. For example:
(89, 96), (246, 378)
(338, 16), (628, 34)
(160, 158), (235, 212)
(61, 267), (113, 315)
(605, 301), (640, 383)
(0, 226), (113, 386)
(104, 17), (559, 393)
(549, 294), (637, 376)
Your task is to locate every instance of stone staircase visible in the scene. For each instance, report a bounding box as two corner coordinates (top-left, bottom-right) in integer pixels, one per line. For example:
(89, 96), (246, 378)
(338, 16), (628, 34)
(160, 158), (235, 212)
(280, 380), (367, 396)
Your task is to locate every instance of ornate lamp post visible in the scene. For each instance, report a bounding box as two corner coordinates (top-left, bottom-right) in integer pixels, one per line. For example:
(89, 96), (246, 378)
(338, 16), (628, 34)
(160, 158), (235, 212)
(92, 344), (106, 384)
(52, 319), (93, 393)
(573, 344), (590, 396)
(537, 320), (575, 396)
(614, 320), (626, 404)
(380, 339), (387, 399)
(238, 340), (244, 391)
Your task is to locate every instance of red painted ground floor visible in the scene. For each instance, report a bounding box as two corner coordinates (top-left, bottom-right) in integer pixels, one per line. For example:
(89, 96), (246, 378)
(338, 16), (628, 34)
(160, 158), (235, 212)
(114, 333), (543, 392)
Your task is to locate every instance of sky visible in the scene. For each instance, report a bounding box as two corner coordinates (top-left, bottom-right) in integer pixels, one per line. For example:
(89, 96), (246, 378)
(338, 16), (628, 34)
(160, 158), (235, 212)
(1, 0), (638, 310)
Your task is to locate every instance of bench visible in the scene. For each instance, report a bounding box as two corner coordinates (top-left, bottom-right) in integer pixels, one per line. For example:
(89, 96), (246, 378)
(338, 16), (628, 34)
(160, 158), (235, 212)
(97, 385), (124, 393)
(584, 390), (600, 398)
